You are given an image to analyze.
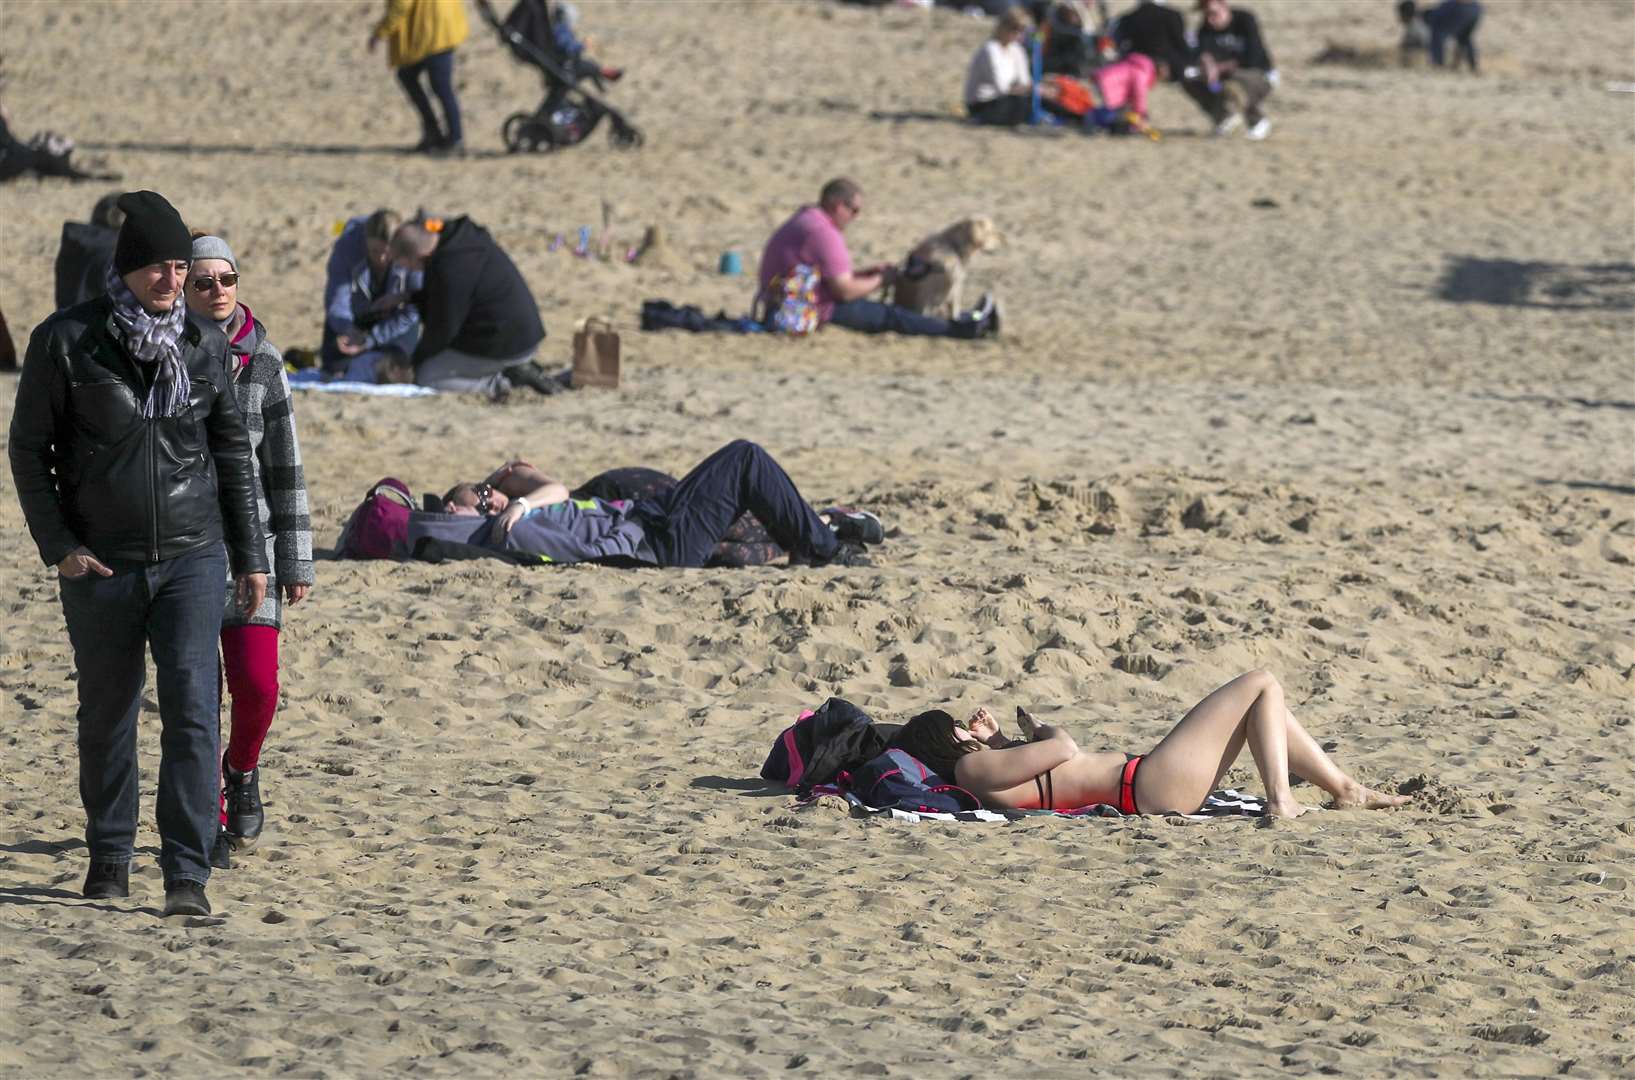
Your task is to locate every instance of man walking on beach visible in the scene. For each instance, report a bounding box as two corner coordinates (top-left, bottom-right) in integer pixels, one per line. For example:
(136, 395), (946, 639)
(390, 216), (554, 398)
(9, 190), (268, 918)
(757, 178), (1000, 340)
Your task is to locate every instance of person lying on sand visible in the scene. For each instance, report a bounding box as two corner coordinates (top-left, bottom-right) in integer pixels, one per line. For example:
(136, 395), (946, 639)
(890, 669), (1411, 818)
(438, 440), (882, 568)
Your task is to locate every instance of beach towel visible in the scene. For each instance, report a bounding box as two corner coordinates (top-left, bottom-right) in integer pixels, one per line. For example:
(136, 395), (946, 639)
(803, 785), (1268, 823)
(290, 379), (437, 397)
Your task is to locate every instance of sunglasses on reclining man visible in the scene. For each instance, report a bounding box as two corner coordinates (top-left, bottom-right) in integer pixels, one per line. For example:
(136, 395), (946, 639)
(472, 483), (495, 516)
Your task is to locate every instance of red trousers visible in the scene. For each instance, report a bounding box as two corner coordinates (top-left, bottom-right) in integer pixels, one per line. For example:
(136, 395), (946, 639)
(219, 623), (280, 773)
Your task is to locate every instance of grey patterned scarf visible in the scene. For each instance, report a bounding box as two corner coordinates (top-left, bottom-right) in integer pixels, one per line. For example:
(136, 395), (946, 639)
(104, 263), (192, 419)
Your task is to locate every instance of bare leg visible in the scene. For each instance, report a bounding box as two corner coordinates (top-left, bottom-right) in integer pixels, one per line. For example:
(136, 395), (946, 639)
(1282, 705), (1408, 810)
(1137, 670), (1408, 818)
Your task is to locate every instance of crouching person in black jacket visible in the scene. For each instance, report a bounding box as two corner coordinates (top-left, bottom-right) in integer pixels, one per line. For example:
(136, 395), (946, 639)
(391, 216), (554, 399)
(8, 190), (269, 919)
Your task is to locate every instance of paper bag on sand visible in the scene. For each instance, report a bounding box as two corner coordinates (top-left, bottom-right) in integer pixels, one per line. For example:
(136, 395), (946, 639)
(571, 317), (620, 390)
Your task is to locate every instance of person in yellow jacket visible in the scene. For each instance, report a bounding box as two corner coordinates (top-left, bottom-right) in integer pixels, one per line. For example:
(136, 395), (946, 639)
(369, 0), (470, 155)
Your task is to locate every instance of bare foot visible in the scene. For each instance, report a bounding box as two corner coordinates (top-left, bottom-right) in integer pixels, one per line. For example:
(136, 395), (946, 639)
(1332, 783), (1412, 810)
(1266, 797), (1309, 819)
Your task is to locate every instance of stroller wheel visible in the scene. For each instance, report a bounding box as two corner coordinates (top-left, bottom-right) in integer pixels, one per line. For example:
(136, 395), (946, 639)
(502, 112), (540, 153)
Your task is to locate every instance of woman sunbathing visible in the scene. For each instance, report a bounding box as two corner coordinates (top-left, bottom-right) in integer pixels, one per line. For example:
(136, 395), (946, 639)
(890, 669), (1410, 818)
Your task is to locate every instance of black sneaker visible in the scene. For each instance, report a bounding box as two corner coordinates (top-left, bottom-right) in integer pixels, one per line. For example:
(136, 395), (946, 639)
(163, 882), (211, 917)
(503, 361), (565, 396)
(822, 507), (886, 546)
(83, 860), (129, 899)
(209, 828), (233, 870)
(223, 758), (264, 849)
(969, 292), (1002, 338)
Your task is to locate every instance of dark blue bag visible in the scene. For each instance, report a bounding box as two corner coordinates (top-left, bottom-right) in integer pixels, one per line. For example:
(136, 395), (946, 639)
(842, 750), (981, 814)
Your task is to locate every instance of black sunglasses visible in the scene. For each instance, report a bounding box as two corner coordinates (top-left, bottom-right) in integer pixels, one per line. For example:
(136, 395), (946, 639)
(189, 273), (239, 292)
(472, 483), (494, 515)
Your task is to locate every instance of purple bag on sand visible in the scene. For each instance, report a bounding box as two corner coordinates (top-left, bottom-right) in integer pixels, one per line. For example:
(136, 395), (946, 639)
(337, 477), (414, 559)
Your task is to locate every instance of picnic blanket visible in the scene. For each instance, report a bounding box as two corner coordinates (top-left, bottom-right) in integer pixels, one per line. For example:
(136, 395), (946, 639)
(803, 785), (1268, 823)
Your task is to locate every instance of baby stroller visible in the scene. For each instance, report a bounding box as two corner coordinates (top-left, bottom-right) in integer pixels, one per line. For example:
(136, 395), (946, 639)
(474, 0), (643, 153)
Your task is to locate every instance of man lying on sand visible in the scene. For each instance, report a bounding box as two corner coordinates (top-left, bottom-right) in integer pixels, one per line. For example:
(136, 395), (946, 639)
(432, 440), (881, 568)
(892, 670), (1411, 818)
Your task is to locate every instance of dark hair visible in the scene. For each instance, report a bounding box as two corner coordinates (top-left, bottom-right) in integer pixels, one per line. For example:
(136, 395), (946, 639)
(91, 192), (126, 231)
(365, 207), (401, 244)
(819, 177), (862, 210)
(888, 710), (983, 780)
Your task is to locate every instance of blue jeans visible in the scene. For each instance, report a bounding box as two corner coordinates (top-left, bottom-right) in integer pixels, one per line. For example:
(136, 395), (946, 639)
(397, 49), (464, 146)
(829, 299), (975, 338)
(636, 440), (839, 568)
(58, 543), (228, 886)
(1426, 2), (1481, 70)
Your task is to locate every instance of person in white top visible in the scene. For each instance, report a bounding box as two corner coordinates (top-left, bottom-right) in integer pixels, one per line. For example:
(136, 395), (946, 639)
(964, 7), (1036, 126)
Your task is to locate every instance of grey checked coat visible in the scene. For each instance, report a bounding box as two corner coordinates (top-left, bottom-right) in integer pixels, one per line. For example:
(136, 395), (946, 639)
(221, 307), (314, 629)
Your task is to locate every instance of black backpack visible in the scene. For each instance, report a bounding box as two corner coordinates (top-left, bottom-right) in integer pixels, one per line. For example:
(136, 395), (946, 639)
(54, 222), (117, 310)
(761, 697), (894, 795)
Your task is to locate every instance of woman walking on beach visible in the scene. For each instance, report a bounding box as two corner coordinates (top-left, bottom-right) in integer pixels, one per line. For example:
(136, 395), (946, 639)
(892, 669), (1410, 818)
(185, 236), (314, 859)
(370, 0), (470, 155)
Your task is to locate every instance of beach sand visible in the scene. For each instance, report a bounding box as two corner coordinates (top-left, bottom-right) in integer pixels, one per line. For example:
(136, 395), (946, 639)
(1, 0), (1632, 1075)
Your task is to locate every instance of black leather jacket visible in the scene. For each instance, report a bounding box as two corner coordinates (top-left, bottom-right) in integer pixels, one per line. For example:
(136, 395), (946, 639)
(8, 296), (269, 575)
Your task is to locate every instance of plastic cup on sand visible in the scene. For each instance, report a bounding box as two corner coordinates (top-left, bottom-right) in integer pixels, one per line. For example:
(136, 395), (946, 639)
(719, 251), (743, 275)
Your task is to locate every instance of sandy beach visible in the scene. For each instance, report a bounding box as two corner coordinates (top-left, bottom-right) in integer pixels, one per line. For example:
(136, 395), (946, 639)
(1, 0), (1633, 1075)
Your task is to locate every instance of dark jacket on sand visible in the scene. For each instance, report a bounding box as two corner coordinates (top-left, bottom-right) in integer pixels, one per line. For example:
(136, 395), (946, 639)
(411, 216), (545, 367)
(9, 295), (268, 574)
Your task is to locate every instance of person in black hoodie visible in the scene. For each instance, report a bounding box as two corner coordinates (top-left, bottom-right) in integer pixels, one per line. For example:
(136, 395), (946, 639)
(1184, 0), (1278, 139)
(8, 190), (269, 918)
(53, 192), (125, 311)
(1111, 0), (1189, 81)
(391, 217), (553, 397)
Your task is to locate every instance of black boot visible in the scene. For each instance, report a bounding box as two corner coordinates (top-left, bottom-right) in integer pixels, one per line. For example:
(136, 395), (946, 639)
(163, 882), (211, 917)
(223, 757), (264, 849)
(209, 828), (234, 870)
(503, 361), (565, 396)
(83, 860), (130, 899)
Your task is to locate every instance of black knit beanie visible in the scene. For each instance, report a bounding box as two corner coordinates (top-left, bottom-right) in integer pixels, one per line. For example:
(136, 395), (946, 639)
(112, 191), (193, 276)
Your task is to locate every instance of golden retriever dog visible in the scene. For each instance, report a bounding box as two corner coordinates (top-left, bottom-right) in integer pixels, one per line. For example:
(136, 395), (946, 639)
(890, 216), (1002, 317)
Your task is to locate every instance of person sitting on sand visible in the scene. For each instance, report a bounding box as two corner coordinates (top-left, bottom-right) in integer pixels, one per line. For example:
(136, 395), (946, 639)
(326, 208), (423, 383)
(1110, 0), (1190, 81)
(1182, 0), (1278, 141)
(435, 440), (880, 568)
(390, 216), (559, 397)
(757, 178), (1000, 340)
(889, 669), (1411, 818)
(964, 7), (1036, 128)
(1089, 51), (1166, 134)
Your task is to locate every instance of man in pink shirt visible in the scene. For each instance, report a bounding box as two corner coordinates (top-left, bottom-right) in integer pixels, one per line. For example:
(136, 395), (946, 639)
(758, 178), (1000, 339)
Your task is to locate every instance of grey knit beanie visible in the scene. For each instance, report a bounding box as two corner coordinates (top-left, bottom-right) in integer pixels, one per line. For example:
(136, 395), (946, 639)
(190, 234), (238, 271)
